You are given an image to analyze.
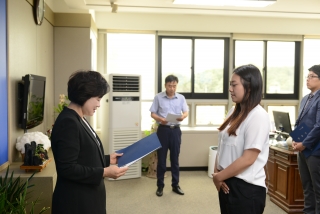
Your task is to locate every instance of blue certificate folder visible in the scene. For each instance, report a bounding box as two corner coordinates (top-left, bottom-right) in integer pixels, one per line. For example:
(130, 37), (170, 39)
(290, 123), (320, 158)
(289, 123), (311, 142)
(116, 133), (162, 167)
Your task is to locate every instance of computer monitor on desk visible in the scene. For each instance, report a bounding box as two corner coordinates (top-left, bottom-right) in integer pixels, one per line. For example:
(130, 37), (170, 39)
(273, 111), (292, 141)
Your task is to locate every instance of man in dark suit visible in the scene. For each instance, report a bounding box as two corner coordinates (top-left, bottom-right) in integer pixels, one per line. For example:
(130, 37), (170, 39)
(293, 64), (320, 214)
(51, 70), (128, 214)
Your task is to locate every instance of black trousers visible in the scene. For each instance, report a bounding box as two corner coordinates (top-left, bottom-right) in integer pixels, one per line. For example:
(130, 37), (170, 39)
(219, 177), (266, 214)
(156, 125), (181, 187)
(298, 152), (320, 214)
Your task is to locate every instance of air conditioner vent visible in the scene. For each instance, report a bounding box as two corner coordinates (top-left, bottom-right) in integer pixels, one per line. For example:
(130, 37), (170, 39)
(112, 76), (139, 92)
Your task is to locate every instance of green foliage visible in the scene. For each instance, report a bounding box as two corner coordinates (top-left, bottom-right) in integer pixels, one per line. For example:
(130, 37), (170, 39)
(165, 66), (294, 94)
(54, 94), (69, 114)
(194, 69), (224, 93)
(27, 96), (44, 122)
(266, 66), (294, 93)
(34, 144), (48, 164)
(143, 120), (158, 136)
(0, 166), (50, 214)
(144, 130), (151, 136)
(167, 69), (224, 93)
(54, 102), (67, 114)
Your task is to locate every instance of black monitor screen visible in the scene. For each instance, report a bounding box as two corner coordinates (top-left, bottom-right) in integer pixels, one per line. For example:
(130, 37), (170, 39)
(273, 111), (292, 134)
(27, 79), (45, 127)
(18, 74), (46, 130)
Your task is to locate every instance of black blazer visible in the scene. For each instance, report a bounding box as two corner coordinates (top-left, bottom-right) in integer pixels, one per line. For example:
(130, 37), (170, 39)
(51, 107), (110, 214)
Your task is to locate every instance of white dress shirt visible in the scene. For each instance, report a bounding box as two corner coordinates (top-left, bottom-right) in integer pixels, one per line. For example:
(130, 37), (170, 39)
(217, 105), (270, 188)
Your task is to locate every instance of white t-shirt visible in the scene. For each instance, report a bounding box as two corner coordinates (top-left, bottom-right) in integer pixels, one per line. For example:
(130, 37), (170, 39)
(216, 105), (270, 188)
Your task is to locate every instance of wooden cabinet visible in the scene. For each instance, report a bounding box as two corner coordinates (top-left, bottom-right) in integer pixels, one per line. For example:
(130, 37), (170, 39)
(266, 146), (304, 213)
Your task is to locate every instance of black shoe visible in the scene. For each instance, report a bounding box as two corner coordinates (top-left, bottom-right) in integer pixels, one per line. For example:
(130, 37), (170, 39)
(172, 186), (184, 195)
(156, 187), (163, 197)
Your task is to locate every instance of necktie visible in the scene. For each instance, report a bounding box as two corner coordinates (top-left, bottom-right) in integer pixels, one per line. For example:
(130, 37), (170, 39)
(296, 93), (314, 126)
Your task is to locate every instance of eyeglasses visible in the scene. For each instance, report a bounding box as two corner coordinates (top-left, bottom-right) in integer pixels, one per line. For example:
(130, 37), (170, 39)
(305, 75), (319, 80)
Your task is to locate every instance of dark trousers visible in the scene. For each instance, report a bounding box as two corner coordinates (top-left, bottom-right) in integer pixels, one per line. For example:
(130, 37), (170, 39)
(219, 177), (266, 214)
(298, 152), (320, 214)
(156, 125), (181, 187)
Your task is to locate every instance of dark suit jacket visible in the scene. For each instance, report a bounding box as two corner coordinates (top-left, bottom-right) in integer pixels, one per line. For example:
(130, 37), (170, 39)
(51, 107), (110, 214)
(296, 91), (320, 157)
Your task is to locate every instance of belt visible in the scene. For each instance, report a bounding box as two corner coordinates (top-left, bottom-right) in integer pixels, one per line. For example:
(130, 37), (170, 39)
(159, 124), (180, 129)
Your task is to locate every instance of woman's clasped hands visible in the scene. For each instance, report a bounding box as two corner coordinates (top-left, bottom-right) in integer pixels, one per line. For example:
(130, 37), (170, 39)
(212, 173), (229, 194)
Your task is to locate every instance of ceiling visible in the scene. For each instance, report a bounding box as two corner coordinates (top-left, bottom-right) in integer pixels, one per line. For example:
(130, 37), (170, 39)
(46, 0), (320, 19)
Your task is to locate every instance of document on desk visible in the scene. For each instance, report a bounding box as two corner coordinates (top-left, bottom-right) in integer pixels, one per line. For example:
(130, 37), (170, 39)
(116, 133), (162, 167)
(165, 113), (181, 123)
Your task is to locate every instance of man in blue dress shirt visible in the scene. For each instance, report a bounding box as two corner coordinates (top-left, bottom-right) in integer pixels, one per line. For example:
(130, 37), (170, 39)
(150, 74), (189, 197)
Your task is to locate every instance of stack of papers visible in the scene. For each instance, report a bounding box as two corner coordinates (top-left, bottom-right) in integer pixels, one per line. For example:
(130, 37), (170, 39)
(165, 113), (181, 123)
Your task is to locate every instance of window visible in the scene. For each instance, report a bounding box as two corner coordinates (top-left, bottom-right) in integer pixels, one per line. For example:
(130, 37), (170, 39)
(266, 42), (296, 95)
(235, 41), (263, 73)
(107, 33), (155, 100)
(196, 105), (226, 126)
(303, 39), (320, 96)
(234, 40), (300, 99)
(181, 104), (190, 126)
(141, 102), (153, 131)
(159, 36), (229, 99)
(106, 33), (155, 131)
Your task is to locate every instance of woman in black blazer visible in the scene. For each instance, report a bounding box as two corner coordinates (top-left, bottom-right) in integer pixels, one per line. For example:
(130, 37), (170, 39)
(51, 70), (128, 214)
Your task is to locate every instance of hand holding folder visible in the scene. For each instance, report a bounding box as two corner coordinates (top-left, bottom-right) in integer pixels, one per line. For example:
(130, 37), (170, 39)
(116, 133), (162, 167)
(290, 123), (311, 142)
(290, 123), (320, 158)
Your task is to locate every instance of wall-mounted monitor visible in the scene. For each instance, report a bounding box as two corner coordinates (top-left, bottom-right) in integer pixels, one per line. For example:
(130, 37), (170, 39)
(272, 110), (292, 135)
(18, 74), (46, 131)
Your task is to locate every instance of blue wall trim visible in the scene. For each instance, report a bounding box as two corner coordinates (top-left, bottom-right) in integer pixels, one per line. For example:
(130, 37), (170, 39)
(0, 0), (8, 165)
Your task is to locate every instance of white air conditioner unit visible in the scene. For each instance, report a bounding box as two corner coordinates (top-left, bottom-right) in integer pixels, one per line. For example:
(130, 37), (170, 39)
(108, 74), (141, 180)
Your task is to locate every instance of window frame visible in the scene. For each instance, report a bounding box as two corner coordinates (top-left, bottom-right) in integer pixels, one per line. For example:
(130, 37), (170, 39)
(158, 36), (230, 99)
(233, 40), (301, 100)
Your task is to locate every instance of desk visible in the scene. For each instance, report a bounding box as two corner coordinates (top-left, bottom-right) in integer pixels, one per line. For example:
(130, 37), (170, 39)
(266, 146), (304, 213)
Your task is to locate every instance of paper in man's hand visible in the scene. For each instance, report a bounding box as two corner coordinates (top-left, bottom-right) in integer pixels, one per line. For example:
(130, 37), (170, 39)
(165, 113), (181, 123)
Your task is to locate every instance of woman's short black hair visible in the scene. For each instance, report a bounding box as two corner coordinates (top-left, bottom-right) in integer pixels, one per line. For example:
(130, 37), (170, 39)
(68, 70), (110, 106)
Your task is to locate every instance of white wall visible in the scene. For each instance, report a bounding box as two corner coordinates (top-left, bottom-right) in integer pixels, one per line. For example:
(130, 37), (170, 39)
(7, 0), (54, 162)
(54, 27), (92, 120)
(96, 12), (320, 36)
(180, 131), (219, 167)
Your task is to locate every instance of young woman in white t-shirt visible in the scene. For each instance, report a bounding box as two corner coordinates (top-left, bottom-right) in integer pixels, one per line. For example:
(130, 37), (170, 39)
(213, 64), (270, 214)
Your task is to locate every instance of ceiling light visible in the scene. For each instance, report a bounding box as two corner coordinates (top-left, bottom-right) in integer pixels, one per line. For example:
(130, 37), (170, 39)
(173, 0), (276, 7)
